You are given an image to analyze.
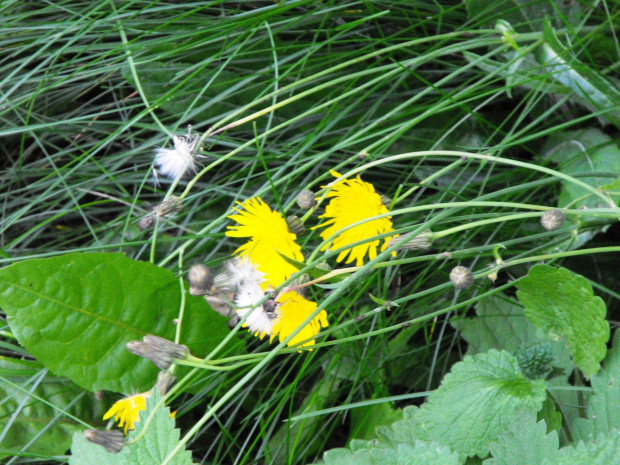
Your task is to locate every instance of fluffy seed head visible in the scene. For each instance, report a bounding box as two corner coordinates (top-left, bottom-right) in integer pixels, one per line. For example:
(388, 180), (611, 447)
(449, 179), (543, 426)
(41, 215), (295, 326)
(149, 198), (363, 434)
(450, 266), (474, 289)
(154, 196), (182, 217)
(154, 133), (200, 180)
(541, 209), (565, 232)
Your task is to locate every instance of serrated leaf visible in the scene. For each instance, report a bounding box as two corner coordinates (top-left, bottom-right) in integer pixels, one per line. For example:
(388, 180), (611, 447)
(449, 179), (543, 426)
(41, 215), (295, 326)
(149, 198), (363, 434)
(516, 265), (609, 378)
(573, 330), (620, 442)
(69, 389), (192, 465)
(0, 253), (244, 392)
(416, 350), (547, 459)
(376, 406), (419, 445)
(350, 403), (403, 442)
(538, 20), (620, 126)
(484, 411), (558, 465)
(0, 359), (98, 460)
(542, 128), (620, 210)
(322, 441), (460, 465)
(541, 430), (620, 465)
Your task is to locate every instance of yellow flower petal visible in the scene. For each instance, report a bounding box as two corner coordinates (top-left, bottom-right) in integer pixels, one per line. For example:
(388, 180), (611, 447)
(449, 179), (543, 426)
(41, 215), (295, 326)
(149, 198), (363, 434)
(313, 172), (396, 266)
(270, 291), (328, 349)
(226, 197), (304, 287)
(103, 392), (150, 435)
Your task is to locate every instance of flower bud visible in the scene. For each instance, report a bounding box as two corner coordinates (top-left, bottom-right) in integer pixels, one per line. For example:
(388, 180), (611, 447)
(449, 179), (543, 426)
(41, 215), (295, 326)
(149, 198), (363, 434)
(126, 335), (189, 370)
(450, 266), (474, 289)
(388, 229), (433, 251)
(287, 215), (305, 236)
(188, 264), (213, 296)
(516, 342), (553, 380)
(154, 196), (182, 217)
(296, 190), (316, 209)
(541, 209), (565, 232)
(137, 214), (155, 231)
(84, 429), (125, 454)
(213, 271), (235, 295)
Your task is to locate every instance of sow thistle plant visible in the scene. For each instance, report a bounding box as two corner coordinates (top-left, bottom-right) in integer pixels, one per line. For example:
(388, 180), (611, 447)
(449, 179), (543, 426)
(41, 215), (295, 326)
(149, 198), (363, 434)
(3, 3), (620, 465)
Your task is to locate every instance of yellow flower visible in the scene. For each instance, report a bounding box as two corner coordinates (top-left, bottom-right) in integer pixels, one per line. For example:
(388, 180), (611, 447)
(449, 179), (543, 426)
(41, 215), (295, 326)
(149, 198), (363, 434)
(103, 392), (150, 434)
(271, 290), (328, 349)
(226, 197), (303, 287)
(313, 170), (396, 266)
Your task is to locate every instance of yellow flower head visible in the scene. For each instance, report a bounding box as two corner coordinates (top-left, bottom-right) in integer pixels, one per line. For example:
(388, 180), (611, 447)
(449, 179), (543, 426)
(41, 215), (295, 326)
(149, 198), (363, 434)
(271, 290), (329, 349)
(313, 170), (396, 266)
(226, 197), (303, 287)
(103, 391), (150, 434)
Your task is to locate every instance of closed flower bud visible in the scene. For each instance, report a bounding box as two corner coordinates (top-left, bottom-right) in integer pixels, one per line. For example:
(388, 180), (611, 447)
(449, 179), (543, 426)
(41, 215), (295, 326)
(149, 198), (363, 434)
(450, 266), (474, 289)
(84, 429), (125, 454)
(296, 190), (316, 210)
(541, 209), (564, 231)
(126, 335), (189, 370)
(188, 264), (213, 295)
(516, 342), (553, 380)
(380, 194), (392, 208)
(137, 214), (155, 231)
(287, 215), (305, 236)
(388, 229), (433, 250)
(155, 196), (182, 217)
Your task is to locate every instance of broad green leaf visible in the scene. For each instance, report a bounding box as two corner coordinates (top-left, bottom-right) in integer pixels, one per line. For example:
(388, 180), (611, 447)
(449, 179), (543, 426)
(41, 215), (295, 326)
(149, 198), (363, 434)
(322, 441), (460, 465)
(465, 0), (588, 32)
(516, 265), (609, 378)
(0, 253), (244, 393)
(451, 295), (573, 373)
(542, 128), (620, 210)
(69, 389), (192, 465)
(350, 402), (403, 442)
(541, 430), (620, 465)
(573, 330), (620, 442)
(536, 398), (562, 436)
(484, 411), (558, 465)
(0, 359), (98, 460)
(416, 350), (547, 459)
(539, 21), (620, 126)
(376, 406), (419, 445)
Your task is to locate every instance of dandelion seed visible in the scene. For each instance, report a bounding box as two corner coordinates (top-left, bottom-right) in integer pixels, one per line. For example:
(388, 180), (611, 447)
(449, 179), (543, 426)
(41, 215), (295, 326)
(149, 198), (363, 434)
(313, 170), (396, 266)
(103, 392), (150, 434)
(226, 197), (303, 287)
(154, 127), (200, 180)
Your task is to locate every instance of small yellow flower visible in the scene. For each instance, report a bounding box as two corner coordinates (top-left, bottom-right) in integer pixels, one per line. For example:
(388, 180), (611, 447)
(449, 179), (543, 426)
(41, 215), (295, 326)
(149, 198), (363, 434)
(226, 197), (304, 287)
(313, 170), (396, 266)
(103, 392), (151, 434)
(271, 290), (329, 349)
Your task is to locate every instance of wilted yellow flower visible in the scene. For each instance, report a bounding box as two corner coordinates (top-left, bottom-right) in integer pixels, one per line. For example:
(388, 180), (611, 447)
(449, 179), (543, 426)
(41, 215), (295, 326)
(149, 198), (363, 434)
(226, 197), (303, 287)
(103, 392), (150, 434)
(313, 170), (396, 266)
(271, 290), (328, 349)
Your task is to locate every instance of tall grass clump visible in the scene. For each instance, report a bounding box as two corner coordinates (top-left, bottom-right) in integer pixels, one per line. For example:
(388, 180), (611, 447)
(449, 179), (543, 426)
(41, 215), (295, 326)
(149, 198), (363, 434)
(2, 1), (620, 464)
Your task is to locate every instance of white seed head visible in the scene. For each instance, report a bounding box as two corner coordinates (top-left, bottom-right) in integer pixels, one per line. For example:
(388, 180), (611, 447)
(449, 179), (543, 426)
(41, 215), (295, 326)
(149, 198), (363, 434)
(541, 209), (565, 232)
(450, 266), (474, 289)
(154, 133), (199, 180)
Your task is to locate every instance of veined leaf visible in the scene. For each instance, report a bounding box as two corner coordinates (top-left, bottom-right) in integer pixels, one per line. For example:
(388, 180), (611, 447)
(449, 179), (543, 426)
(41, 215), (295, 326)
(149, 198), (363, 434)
(322, 441), (460, 465)
(416, 350), (547, 459)
(516, 265), (609, 378)
(541, 430), (620, 465)
(0, 253), (244, 393)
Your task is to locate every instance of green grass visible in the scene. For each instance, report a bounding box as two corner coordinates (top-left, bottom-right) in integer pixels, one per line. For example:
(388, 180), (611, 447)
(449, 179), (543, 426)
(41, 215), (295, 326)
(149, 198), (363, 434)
(2, 1), (620, 463)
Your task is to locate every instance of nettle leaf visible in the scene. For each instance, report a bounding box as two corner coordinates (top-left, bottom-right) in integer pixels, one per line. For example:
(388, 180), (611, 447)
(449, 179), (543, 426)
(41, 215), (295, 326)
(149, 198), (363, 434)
(484, 411), (558, 465)
(415, 350), (546, 459)
(541, 430), (620, 465)
(573, 330), (620, 442)
(539, 20), (620, 126)
(376, 406), (419, 445)
(542, 127), (620, 210)
(69, 389), (192, 465)
(516, 265), (609, 378)
(0, 359), (99, 460)
(0, 253), (243, 393)
(322, 441), (460, 465)
(350, 403), (403, 442)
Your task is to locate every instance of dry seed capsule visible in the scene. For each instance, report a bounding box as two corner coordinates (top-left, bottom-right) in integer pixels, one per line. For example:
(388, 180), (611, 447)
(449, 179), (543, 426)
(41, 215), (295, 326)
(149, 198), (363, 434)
(84, 429), (125, 454)
(188, 264), (213, 296)
(388, 229), (433, 251)
(450, 266), (474, 289)
(126, 335), (189, 370)
(287, 215), (305, 236)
